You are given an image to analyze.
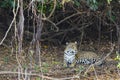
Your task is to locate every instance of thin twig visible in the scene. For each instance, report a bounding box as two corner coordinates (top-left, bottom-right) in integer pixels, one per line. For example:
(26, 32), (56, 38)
(0, 71), (79, 80)
(45, 18), (59, 32)
(84, 43), (115, 75)
(0, 0), (19, 45)
(56, 12), (85, 26)
(47, 0), (56, 19)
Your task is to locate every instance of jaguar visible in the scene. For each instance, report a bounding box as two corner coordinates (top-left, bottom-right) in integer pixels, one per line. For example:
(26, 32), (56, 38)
(64, 42), (102, 67)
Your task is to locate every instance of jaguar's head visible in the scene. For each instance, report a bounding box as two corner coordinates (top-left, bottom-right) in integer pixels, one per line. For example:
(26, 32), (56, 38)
(64, 41), (77, 54)
(64, 42), (78, 67)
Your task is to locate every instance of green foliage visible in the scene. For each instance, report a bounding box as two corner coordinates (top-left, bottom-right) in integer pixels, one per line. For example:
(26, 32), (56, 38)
(73, 0), (100, 11)
(75, 65), (85, 72)
(74, 0), (80, 7)
(56, 1), (62, 10)
(52, 61), (61, 65)
(73, 0), (113, 11)
(42, 62), (50, 67)
(61, 0), (72, 5)
(36, 77), (41, 80)
(34, 64), (40, 71)
(34, 62), (50, 73)
(117, 63), (120, 68)
(107, 10), (116, 22)
(109, 15), (116, 22)
(37, 0), (62, 14)
(42, 68), (49, 73)
(86, 0), (98, 11)
(114, 51), (120, 68)
(0, 0), (14, 8)
(41, 62), (50, 73)
(107, 0), (112, 4)
(3, 56), (9, 64)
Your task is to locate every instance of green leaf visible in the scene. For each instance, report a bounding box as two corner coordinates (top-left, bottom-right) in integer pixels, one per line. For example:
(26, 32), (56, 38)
(74, 0), (80, 7)
(110, 15), (116, 22)
(36, 77), (41, 80)
(86, 0), (98, 11)
(117, 63), (120, 68)
(93, 0), (96, 3)
(0, 0), (14, 8)
(107, 0), (112, 4)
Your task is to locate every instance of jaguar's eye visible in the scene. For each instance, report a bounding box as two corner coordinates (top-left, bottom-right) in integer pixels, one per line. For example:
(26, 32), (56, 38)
(71, 51), (74, 53)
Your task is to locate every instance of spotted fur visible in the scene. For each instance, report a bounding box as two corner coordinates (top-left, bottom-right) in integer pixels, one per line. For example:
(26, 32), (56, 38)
(75, 51), (102, 65)
(64, 42), (77, 67)
(64, 42), (102, 67)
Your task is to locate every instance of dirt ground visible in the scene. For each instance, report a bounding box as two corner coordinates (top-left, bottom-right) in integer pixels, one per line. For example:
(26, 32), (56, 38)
(0, 41), (120, 80)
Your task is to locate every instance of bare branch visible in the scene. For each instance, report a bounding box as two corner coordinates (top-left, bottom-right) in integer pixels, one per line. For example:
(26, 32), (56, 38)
(47, 0), (56, 19)
(0, 0), (20, 45)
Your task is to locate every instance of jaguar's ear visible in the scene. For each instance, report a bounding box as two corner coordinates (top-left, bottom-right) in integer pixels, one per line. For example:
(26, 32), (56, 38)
(75, 41), (77, 44)
(66, 42), (69, 45)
